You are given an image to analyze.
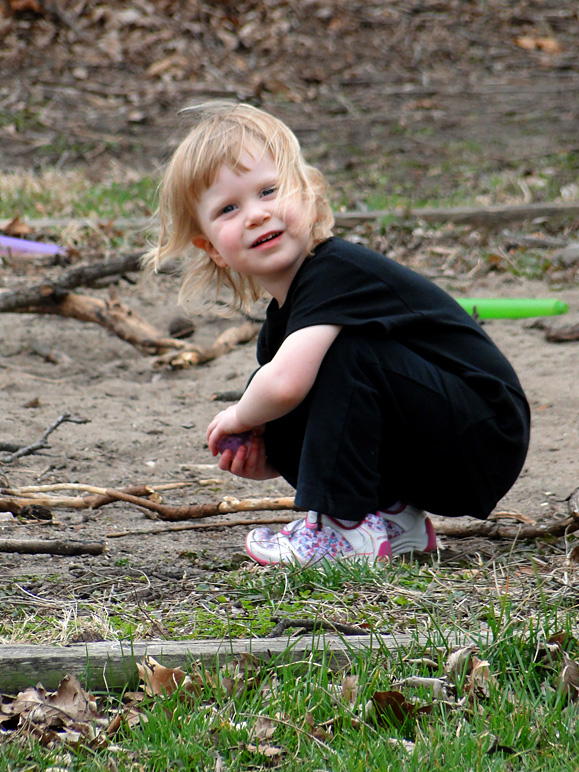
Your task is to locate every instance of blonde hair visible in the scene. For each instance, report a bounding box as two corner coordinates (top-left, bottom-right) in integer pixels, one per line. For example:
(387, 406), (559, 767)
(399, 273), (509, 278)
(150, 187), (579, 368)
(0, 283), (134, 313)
(146, 101), (334, 313)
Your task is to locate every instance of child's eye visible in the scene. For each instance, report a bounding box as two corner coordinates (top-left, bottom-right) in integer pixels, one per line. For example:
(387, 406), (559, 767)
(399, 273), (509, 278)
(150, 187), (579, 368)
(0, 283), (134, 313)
(261, 186), (277, 198)
(219, 204), (236, 215)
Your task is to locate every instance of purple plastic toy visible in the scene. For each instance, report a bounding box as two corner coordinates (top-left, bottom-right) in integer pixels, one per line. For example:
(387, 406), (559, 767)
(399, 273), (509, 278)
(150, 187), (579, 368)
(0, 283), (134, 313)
(0, 234), (64, 257)
(217, 431), (252, 454)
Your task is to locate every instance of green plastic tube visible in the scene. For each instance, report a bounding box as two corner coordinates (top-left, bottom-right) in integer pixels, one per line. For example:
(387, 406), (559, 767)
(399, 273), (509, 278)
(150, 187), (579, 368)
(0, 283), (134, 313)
(456, 298), (568, 319)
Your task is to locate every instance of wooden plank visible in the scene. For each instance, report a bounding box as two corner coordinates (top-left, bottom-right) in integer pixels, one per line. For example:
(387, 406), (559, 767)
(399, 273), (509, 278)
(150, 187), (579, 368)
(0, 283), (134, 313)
(333, 201), (579, 227)
(3, 201), (579, 235)
(0, 630), (487, 694)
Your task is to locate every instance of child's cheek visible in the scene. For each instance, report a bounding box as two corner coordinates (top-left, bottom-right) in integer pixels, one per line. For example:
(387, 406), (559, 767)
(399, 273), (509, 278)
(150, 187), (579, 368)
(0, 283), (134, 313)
(219, 227), (242, 257)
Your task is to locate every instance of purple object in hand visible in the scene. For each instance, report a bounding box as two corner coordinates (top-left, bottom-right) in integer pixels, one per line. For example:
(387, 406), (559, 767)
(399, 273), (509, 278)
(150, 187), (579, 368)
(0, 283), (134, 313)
(217, 431), (252, 454)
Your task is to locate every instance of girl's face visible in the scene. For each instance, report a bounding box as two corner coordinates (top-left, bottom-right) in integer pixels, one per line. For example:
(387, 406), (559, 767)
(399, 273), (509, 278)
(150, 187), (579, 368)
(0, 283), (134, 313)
(193, 146), (312, 302)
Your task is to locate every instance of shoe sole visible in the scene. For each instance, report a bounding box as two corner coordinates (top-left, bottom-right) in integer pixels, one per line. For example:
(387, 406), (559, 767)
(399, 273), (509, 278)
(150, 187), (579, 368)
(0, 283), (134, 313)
(245, 532), (281, 566)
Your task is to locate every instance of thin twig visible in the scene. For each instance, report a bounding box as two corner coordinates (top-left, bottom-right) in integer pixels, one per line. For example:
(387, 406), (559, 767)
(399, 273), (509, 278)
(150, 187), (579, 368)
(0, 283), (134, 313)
(1, 414), (90, 464)
(106, 515), (297, 538)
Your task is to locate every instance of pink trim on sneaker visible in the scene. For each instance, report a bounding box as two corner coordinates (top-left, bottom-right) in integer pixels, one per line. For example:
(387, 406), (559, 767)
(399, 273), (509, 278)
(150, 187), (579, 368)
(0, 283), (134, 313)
(381, 501), (406, 515)
(424, 516), (437, 552)
(377, 540), (393, 561)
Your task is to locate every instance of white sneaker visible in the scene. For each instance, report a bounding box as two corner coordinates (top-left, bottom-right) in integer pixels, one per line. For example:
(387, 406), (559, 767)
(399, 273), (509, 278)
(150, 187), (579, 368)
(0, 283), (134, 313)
(379, 503), (437, 556)
(245, 510), (393, 566)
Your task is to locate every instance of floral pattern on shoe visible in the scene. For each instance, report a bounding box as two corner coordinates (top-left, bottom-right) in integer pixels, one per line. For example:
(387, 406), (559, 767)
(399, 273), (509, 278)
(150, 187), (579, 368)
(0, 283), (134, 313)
(287, 519), (353, 563)
(246, 510), (392, 566)
(383, 519), (405, 540)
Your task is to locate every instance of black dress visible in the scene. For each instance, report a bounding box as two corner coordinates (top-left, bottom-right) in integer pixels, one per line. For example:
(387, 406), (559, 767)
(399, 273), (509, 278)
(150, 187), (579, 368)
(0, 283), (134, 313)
(257, 237), (530, 521)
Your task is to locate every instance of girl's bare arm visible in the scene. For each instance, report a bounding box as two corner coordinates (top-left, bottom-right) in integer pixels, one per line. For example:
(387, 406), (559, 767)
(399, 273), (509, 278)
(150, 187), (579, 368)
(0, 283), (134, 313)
(206, 324), (341, 454)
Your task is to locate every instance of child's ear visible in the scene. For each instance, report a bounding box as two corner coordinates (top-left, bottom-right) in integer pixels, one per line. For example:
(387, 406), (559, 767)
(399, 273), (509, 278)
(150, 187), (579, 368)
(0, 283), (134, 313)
(192, 236), (227, 268)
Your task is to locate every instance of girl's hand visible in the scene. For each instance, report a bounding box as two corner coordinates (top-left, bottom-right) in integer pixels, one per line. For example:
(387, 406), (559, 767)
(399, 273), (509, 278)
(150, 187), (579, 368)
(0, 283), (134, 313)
(218, 431), (280, 480)
(206, 406), (279, 479)
(206, 405), (249, 456)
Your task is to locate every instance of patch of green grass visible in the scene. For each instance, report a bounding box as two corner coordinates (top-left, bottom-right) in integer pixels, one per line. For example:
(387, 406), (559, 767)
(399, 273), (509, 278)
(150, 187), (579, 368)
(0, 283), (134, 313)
(3, 555), (579, 769)
(0, 169), (157, 221)
(0, 108), (47, 132)
(3, 617), (579, 770)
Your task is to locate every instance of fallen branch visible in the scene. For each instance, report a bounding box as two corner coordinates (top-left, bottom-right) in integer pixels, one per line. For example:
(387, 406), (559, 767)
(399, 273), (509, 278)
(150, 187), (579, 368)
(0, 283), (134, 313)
(0, 253), (143, 313)
(93, 492), (299, 521)
(105, 509), (579, 541)
(8, 291), (258, 361)
(0, 538), (105, 556)
(0, 483), (191, 514)
(151, 322), (260, 369)
(6, 290), (191, 356)
(1, 413), (89, 465)
(430, 491), (575, 541)
(0, 252), (259, 359)
(90, 486), (579, 535)
(430, 509), (579, 541)
(5, 287), (259, 359)
(0, 489), (298, 520)
(2, 484), (578, 541)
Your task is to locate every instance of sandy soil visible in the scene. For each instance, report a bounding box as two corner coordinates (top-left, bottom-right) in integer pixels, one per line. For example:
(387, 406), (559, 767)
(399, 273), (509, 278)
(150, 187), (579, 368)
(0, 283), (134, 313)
(1, 267), (578, 589)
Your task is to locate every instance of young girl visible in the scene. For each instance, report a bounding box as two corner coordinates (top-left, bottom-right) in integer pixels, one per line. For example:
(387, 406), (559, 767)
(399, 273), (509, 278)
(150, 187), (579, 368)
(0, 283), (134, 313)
(150, 101), (531, 566)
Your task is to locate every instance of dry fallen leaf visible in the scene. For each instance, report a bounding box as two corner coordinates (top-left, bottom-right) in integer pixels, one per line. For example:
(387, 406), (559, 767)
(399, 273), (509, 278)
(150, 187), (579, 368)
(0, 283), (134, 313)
(253, 715), (277, 741)
(245, 741), (285, 759)
(534, 632), (573, 666)
(0, 675), (107, 747)
(137, 655), (204, 698)
(444, 645), (478, 680)
(9, 675), (98, 727)
(305, 710), (332, 742)
(468, 656), (496, 699)
(220, 653), (263, 698)
(559, 653), (579, 703)
(341, 674), (358, 707)
(2, 216), (34, 237)
(368, 689), (431, 729)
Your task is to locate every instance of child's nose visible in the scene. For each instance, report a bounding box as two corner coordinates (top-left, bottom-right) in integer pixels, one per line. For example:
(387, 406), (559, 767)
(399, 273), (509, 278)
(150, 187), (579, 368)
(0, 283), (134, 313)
(245, 202), (270, 227)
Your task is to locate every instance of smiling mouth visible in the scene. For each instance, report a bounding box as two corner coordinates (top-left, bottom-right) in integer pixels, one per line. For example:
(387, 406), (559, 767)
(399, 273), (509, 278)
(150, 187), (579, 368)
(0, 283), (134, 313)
(251, 232), (282, 248)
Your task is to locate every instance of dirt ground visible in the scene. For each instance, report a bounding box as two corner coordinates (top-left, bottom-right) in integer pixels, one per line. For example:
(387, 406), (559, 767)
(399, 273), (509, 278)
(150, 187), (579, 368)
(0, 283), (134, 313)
(1, 1), (579, 599)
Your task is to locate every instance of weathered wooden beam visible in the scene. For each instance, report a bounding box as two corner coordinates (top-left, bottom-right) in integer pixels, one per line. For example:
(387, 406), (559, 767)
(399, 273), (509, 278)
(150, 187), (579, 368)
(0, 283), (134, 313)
(333, 201), (579, 228)
(4, 201), (579, 236)
(0, 630), (485, 694)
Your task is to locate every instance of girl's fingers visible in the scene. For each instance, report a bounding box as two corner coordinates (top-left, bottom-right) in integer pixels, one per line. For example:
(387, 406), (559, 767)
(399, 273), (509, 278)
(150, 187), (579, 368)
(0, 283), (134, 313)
(229, 444), (250, 476)
(217, 449), (233, 470)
